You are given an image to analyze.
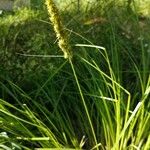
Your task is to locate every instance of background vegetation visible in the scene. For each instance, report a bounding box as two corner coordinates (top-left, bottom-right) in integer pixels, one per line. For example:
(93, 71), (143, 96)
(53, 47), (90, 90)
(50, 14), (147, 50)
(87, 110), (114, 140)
(0, 0), (150, 149)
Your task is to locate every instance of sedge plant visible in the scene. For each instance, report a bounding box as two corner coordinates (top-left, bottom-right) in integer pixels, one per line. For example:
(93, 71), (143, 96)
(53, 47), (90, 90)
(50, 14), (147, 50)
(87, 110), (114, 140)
(0, 0), (149, 149)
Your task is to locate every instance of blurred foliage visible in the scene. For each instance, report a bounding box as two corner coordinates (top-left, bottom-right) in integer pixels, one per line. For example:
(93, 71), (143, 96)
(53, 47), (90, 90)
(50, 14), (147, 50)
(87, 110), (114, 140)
(0, 8), (58, 85)
(0, 0), (150, 88)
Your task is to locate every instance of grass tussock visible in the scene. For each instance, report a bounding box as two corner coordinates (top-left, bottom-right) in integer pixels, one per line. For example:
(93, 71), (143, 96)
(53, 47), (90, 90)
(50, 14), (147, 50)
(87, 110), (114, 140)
(0, 0), (150, 149)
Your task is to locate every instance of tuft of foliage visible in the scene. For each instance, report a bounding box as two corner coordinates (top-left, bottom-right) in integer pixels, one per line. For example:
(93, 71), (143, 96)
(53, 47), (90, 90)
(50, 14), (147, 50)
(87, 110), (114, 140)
(0, 0), (150, 149)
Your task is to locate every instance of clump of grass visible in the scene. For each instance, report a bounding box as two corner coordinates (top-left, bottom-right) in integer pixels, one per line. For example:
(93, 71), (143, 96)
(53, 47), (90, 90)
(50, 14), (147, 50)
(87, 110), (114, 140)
(0, 0), (150, 149)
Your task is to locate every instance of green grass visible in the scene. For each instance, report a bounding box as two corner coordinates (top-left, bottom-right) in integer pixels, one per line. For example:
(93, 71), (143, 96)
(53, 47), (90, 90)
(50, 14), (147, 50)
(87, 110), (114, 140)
(0, 0), (150, 149)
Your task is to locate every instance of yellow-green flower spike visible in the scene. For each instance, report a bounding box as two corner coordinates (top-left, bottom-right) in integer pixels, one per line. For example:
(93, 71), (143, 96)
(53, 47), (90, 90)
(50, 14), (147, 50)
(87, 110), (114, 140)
(45, 0), (72, 59)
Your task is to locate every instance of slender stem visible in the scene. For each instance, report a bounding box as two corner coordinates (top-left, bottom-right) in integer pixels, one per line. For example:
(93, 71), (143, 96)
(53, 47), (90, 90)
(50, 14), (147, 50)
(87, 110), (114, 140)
(69, 59), (98, 149)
